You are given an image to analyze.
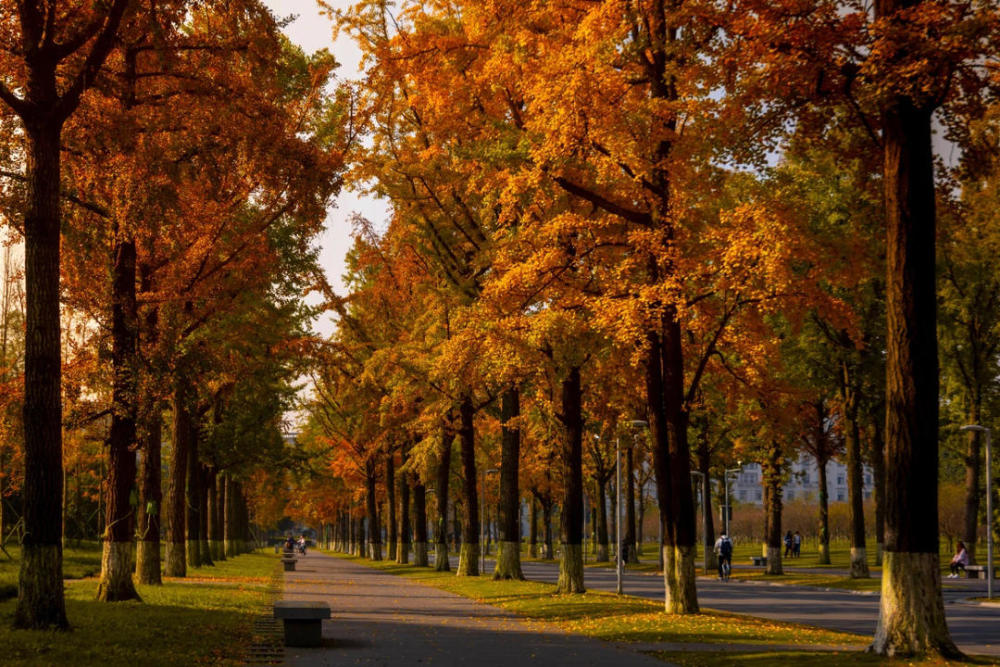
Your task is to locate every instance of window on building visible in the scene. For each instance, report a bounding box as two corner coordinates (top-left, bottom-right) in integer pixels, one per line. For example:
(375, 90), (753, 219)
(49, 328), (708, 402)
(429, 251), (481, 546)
(802, 473), (810, 484)
(836, 492), (845, 501)
(836, 475), (845, 485)
(864, 474), (872, 485)
(787, 491), (795, 501)
(864, 490), (872, 500)
(738, 490), (746, 501)
(755, 489), (762, 501)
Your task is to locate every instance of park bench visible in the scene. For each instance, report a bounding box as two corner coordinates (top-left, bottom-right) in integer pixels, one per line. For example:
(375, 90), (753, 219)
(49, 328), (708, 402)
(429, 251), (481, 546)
(274, 600), (331, 647)
(965, 565), (998, 579)
(751, 556), (767, 567)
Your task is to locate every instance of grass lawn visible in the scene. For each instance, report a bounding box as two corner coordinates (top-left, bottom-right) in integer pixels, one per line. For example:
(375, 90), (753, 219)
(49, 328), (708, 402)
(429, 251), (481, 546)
(0, 546), (277, 666)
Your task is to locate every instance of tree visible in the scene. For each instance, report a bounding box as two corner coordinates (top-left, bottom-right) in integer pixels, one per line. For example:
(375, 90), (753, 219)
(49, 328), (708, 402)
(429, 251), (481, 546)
(0, 0), (133, 628)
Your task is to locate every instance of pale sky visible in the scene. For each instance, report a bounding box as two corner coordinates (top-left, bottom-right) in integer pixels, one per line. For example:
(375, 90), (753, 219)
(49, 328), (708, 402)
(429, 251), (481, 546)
(263, 0), (390, 337)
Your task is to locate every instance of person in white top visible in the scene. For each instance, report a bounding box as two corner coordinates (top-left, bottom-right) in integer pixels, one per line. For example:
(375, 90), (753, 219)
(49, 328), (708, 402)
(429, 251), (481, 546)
(948, 541), (969, 577)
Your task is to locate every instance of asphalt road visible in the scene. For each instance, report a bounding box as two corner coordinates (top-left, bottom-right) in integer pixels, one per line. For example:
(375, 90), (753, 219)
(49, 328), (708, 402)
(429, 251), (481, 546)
(511, 558), (1000, 657)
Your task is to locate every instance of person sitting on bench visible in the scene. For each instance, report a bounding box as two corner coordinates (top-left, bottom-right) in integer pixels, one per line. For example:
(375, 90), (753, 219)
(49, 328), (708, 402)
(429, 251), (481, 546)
(948, 541), (969, 578)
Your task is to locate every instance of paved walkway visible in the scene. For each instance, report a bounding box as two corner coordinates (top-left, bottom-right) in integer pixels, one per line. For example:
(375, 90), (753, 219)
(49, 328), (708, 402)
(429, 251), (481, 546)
(280, 552), (668, 666)
(514, 559), (1000, 657)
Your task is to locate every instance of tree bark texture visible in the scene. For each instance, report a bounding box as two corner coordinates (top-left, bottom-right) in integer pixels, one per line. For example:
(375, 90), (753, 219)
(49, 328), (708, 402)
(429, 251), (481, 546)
(763, 443), (784, 576)
(386, 453), (397, 562)
(186, 425), (202, 568)
(136, 396), (163, 584)
(962, 425), (982, 564)
(529, 496), (538, 558)
(817, 454), (831, 565)
(595, 478), (609, 562)
(456, 398), (479, 576)
(165, 382), (191, 577)
(870, 39), (958, 655)
(435, 425), (452, 572)
(366, 464), (381, 561)
(625, 445), (639, 564)
(495, 387), (524, 580)
(556, 367), (584, 593)
(97, 239), (141, 603)
(842, 374), (870, 578)
(15, 124), (69, 629)
(397, 457), (410, 564)
(413, 481), (428, 566)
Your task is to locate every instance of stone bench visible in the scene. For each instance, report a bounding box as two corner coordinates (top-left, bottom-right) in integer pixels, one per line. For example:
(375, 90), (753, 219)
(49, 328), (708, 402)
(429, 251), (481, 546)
(274, 600), (331, 647)
(965, 565), (998, 579)
(282, 556), (297, 572)
(751, 556), (767, 567)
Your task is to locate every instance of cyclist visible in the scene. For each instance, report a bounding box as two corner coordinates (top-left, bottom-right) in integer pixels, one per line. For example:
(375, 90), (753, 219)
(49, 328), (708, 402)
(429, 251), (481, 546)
(714, 533), (733, 581)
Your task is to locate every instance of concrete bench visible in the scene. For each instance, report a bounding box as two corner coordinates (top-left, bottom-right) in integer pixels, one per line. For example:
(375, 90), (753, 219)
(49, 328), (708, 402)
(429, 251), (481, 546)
(751, 556), (767, 567)
(965, 565), (998, 579)
(274, 600), (331, 647)
(281, 556), (297, 572)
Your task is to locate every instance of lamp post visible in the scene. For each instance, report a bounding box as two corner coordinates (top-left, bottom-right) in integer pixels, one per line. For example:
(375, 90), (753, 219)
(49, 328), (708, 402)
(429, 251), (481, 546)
(961, 425), (993, 600)
(691, 470), (710, 571)
(480, 468), (498, 575)
(723, 463), (743, 537)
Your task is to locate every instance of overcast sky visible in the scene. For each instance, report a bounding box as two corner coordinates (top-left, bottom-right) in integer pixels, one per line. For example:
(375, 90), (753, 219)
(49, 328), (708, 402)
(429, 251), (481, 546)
(263, 0), (390, 337)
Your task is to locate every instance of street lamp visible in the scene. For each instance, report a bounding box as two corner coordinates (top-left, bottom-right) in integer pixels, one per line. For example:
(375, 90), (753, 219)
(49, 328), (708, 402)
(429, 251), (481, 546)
(690, 470), (710, 571)
(961, 425), (993, 600)
(480, 468), (499, 574)
(723, 462), (743, 537)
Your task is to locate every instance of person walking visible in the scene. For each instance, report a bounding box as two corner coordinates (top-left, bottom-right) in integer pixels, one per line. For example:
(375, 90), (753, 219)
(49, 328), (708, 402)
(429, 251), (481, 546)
(783, 530), (793, 557)
(715, 534), (733, 580)
(792, 531), (802, 558)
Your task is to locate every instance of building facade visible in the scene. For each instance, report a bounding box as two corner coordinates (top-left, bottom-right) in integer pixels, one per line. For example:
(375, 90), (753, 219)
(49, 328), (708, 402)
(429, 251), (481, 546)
(728, 454), (873, 506)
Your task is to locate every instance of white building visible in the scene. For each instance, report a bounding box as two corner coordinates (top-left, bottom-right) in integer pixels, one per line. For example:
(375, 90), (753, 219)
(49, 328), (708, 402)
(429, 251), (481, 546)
(728, 454), (874, 506)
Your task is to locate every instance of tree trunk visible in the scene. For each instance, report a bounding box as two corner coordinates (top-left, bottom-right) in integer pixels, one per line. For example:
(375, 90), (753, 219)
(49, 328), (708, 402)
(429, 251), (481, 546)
(365, 464), (381, 561)
(763, 443), (784, 575)
(186, 424), (202, 568)
(542, 498), (554, 559)
(164, 382), (191, 577)
(397, 457), (410, 564)
(96, 235), (141, 603)
(495, 387), (524, 580)
(817, 454), (831, 565)
(135, 385), (162, 584)
(413, 481), (428, 566)
(556, 366), (585, 593)
(646, 328), (698, 613)
(962, 422), (982, 565)
(872, 417), (886, 566)
(595, 478), (609, 562)
(203, 467), (217, 565)
(529, 497), (538, 558)
(213, 470), (225, 561)
(625, 445), (639, 564)
(386, 453), (397, 562)
(456, 397), (479, 576)
(842, 370), (870, 578)
(870, 51), (958, 655)
(435, 425), (452, 572)
(223, 474), (238, 558)
(15, 123), (69, 629)
(697, 436), (717, 572)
